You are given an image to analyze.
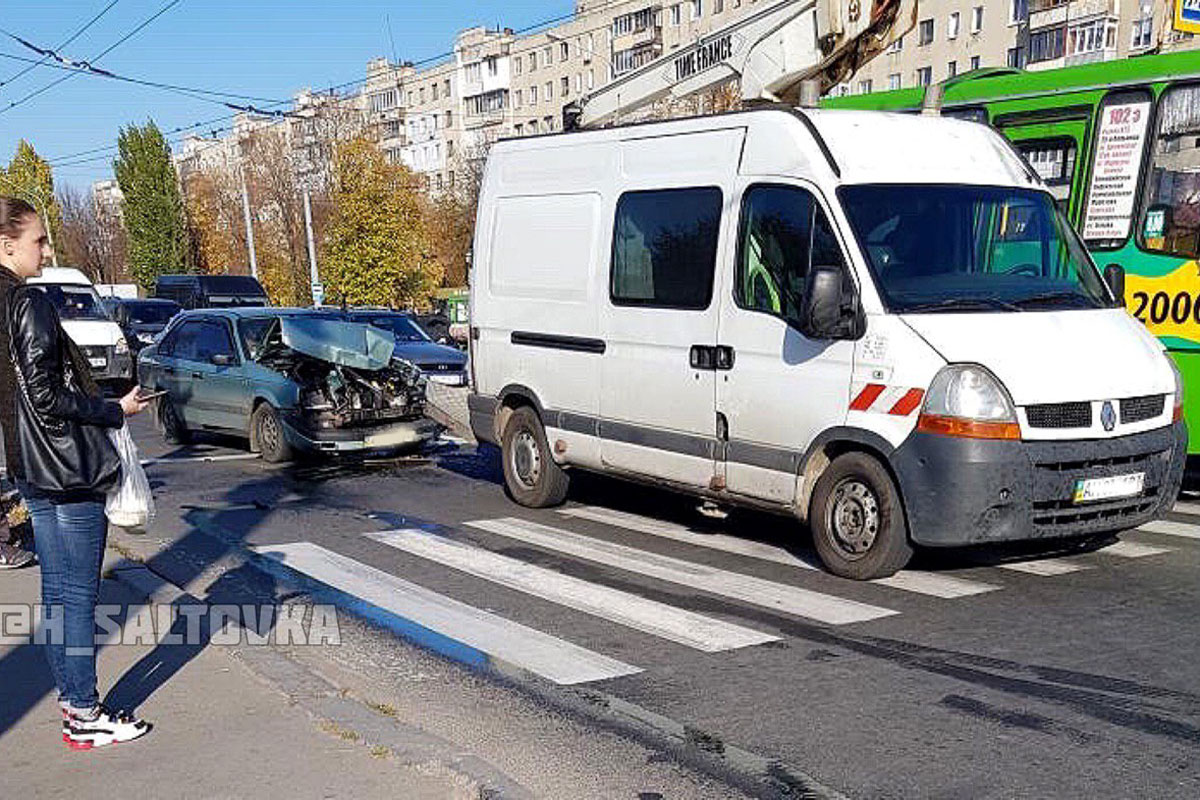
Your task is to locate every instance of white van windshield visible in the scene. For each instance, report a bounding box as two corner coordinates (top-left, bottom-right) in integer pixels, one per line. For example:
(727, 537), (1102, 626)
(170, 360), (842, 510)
(839, 185), (1114, 313)
(29, 283), (111, 321)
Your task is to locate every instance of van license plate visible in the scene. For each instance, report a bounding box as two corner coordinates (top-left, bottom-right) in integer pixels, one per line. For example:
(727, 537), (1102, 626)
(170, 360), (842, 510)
(88, 357), (107, 369)
(1073, 473), (1145, 504)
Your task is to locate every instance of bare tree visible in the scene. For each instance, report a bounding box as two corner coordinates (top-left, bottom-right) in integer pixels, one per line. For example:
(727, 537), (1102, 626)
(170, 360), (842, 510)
(56, 185), (128, 284)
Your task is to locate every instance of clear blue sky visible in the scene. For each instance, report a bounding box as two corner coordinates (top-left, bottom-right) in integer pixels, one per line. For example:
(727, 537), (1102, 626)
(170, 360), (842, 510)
(0, 0), (572, 191)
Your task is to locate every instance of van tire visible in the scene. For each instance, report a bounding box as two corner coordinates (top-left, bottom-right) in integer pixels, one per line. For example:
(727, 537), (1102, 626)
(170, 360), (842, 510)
(501, 406), (569, 508)
(809, 452), (913, 580)
(252, 403), (293, 464)
(158, 398), (190, 445)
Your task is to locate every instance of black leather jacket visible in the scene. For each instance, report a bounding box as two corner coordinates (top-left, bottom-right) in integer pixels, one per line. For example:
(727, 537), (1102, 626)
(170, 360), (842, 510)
(7, 284), (123, 485)
(0, 269), (21, 478)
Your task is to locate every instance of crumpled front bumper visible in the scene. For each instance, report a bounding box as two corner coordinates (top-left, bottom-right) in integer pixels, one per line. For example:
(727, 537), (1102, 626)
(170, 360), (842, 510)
(282, 416), (442, 454)
(891, 422), (1187, 546)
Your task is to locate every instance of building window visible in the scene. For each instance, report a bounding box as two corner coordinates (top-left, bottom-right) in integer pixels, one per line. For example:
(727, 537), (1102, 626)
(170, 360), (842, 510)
(530, 85), (538, 104)
(671, 4), (682, 25)
(916, 66), (933, 86)
(858, 78), (873, 94)
(543, 46), (553, 67)
(486, 56), (499, 77)
(529, 53), (537, 72)
(1029, 26), (1066, 62)
(919, 18), (934, 45)
(445, 110), (452, 127)
(970, 55), (982, 70)
(515, 123), (524, 136)
(886, 34), (903, 53)
(947, 61), (957, 78)
(545, 81), (553, 100)
(432, 83), (440, 101)
(444, 79), (451, 96)
(1010, 0), (1028, 24)
(948, 11), (960, 39)
(465, 63), (481, 83)
(561, 76), (570, 97)
(715, 0), (724, 12)
(612, 187), (723, 309)
(514, 57), (523, 76)
(1131, 13), (1154, 49)
(514, 89), (523, 108)
(972, 6), (984, 33)
(587, 70), (595, 90)
(888, 72), (901, 90)
(466, 89), (507, 116)
(419, 88), (426, 104)
(576, 73), (583, 93)
(528, 119), (538, 133)
(1007, 46), (1025, 67)
(692, 0), (703, 20)
(561, 42), (570, 60)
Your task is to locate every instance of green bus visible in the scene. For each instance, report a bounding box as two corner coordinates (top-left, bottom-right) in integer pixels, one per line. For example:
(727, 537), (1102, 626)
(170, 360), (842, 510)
(824, 50), (1200, 453)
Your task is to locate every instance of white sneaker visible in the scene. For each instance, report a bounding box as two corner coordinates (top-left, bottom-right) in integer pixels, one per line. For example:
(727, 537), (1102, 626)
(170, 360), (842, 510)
(62, 705), (151, 750)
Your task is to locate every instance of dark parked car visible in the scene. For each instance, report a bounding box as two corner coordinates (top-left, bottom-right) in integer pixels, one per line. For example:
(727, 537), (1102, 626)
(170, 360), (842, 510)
(107, 298), (182, 352)
(137, 308), (438, 462)
(344, 310), (468, 386)
(154, 274), (268, 310)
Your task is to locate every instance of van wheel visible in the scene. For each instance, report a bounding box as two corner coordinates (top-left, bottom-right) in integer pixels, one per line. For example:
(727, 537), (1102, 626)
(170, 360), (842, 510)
(252, 403), (293, 463)
(157, 398), (190, 445)
(810, 453), (913, 580)
(501, 406), (569, 507)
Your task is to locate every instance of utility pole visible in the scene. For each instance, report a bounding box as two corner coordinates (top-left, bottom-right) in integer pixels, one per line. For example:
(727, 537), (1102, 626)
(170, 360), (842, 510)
(239, 165), (258, 279)
(303, 187), (321, 306)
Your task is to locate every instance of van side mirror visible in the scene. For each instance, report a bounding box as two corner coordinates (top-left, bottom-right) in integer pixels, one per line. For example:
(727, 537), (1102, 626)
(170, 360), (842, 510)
(1104, 263), (1125, 307)
(802, 266), (862, 340)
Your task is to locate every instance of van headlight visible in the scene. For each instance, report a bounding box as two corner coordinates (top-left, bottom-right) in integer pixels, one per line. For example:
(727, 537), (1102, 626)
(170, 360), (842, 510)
(115, 337), (129, 355)
(917, 364), (1020, 440)
(1168, 356), (1184, 423)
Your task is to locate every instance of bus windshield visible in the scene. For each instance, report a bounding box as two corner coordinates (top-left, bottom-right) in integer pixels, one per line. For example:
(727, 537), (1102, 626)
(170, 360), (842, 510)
(839, 184), (1113, 314)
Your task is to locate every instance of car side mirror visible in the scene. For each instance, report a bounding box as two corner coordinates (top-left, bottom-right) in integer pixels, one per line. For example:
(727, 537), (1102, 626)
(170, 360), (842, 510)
(802, 266), (862, 340)
(211, 354), (234, 367)
(1104, 263), (1126, 307)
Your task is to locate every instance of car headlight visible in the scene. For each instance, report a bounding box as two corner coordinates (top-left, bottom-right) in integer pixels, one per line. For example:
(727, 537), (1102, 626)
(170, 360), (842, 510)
(115, 337), (129, 355)
(917, 364), (1020, 440)
(1168, 355), (1184, 422)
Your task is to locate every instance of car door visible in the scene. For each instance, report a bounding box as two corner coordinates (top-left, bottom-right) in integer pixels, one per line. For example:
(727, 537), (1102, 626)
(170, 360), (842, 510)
(157, 319), (206, 426)
(189, 318), (250, 432)
(715, 182), (856, 505)
(599, 185), (726, 488)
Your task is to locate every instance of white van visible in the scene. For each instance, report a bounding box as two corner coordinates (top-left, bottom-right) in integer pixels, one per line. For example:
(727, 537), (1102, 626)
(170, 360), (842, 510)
(26, 267), (133, 389)
(467, 108), (1186, 580)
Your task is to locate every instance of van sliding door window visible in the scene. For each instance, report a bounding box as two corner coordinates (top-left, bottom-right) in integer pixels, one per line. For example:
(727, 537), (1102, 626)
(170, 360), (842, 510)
(735, 185), (846, 327)
(1140, 85), (1200, 258)
(610, 187), (722, 309)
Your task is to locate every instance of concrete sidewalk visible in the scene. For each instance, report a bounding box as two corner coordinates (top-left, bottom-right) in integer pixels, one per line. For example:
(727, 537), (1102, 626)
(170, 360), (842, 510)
(0, 555), (475, 799)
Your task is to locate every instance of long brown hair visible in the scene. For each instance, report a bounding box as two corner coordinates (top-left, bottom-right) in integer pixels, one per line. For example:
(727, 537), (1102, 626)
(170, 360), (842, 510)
(0, 196), (38, 239)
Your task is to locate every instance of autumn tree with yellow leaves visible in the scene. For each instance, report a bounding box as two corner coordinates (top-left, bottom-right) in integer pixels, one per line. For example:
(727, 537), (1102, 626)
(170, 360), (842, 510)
(322, 138), (439, 308)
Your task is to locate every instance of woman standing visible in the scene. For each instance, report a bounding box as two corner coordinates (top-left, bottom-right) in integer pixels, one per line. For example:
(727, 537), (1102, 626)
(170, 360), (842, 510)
(0, 196), (152, 749)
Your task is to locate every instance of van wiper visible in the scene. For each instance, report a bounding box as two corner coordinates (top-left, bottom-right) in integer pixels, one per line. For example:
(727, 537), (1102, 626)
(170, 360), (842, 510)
(1013, 291), (1093, 309)
(901, 297), (1023, 313)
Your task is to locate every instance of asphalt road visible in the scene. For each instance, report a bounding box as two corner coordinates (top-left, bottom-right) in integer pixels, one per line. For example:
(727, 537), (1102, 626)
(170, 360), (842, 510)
(126, 414), (1200, 799)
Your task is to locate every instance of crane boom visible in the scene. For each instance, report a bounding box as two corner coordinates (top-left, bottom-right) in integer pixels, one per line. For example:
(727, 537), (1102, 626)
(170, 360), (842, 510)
(569, 0), (916, 130)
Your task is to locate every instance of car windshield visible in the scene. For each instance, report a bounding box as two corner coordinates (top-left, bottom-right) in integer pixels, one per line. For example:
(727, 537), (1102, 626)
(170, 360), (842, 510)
(354, 314), (430, 342)
(127, 302), (180, 325)
(838, 184), (1113, 313)
(31, 284), (110, 321)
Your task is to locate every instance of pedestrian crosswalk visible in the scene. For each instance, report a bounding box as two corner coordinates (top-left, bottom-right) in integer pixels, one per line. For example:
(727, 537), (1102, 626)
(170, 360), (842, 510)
(254, 500), (1200, 687)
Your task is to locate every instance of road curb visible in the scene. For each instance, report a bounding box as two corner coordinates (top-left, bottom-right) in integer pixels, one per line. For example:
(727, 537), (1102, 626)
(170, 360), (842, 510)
(139, 511), (849, 800)
(105, 531), (533, 800)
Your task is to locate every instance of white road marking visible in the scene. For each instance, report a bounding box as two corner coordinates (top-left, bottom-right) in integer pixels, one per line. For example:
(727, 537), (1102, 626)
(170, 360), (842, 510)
(1170, 500), (1200, 517)
(561, 506), (999, 599)
(365, 529), (779, 652)
(467, 517), (897, 625)
(1138, 520), (1200, 540)
(999, 558), (1091, 577)
(253, 542), (641, 685)
(141, 453), (260, 466)
(1099, 540), (1173, 559)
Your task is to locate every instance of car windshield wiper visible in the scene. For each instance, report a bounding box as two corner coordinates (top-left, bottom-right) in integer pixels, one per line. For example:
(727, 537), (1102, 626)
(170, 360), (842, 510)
(900, 297), (1023, 314)
(1012, 291), (1096, 309)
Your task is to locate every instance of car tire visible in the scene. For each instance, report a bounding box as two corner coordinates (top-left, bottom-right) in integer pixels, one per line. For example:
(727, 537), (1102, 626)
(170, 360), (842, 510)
(252, 403), (293, 464)
(501, 406), (569, 508)
(809, 452), (913, 580)
(157, 397), (190, 445)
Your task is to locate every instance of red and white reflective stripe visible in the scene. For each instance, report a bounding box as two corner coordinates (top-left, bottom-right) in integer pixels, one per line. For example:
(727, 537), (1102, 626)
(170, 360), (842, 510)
(850, 383), (926, 417)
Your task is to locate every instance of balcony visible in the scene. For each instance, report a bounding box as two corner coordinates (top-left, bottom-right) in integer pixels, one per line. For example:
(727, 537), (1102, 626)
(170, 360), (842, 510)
(1029, 0), (1116, 30)
(613, 24), (662, 49)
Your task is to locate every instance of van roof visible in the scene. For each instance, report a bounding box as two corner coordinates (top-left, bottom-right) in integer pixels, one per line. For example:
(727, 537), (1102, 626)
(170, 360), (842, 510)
(27, 267), (93, 286)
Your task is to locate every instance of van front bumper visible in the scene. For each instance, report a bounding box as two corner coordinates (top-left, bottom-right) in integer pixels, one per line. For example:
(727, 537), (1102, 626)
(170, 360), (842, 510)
(891, 422), (1187, 547)
(282, 417), (442, 454)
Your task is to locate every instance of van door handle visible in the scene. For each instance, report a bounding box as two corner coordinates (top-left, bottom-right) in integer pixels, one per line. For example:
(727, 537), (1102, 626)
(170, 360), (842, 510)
(715, 346), (735, 371)
(689, 345), (716, 371)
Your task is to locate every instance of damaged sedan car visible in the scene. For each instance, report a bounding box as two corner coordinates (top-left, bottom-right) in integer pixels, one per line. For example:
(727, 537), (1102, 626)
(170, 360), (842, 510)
(137, 308), (441, 462)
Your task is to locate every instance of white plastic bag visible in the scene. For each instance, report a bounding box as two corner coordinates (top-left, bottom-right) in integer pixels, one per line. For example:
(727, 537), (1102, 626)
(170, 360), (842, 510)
(105, 424), (154, 529)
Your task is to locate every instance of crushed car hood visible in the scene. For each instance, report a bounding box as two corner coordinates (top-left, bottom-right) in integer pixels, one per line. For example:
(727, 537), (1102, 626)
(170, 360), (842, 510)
(279, 317), (396, 370)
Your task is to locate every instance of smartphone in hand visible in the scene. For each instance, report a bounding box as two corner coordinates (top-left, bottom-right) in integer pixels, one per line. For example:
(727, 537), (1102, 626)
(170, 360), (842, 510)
(135, 388), (168, 403)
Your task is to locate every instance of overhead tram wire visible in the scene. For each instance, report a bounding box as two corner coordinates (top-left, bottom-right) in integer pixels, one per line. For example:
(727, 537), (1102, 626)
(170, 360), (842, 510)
(0, 0), (122, 88)
(1, 0), (183, 116)
(42, 6), (586, 168)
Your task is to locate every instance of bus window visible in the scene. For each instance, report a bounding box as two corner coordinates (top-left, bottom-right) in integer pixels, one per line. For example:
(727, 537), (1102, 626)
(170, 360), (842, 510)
(1016, 138), (1077, 208)
(1141, 85), (1200, 258)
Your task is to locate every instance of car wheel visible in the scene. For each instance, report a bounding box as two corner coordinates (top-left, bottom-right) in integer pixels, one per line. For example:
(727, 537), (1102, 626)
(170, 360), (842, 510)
(157, 397), (190, 445)
(252, 403), (293, 464)
(501, 406), (569, 508)
(810, 452), (913, 580)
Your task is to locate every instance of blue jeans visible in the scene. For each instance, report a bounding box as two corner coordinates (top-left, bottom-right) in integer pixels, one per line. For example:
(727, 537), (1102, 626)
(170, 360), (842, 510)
(17, 481), (108, 710)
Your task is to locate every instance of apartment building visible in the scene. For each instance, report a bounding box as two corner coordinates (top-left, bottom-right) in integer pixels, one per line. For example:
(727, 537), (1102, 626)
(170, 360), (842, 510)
(1024, 0), (1195, 71)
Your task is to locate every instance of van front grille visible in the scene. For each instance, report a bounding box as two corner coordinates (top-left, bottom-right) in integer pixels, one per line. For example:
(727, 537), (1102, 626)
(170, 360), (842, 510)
(1120, 395), (1165, 425)
(1026, 402), (1092, 429)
